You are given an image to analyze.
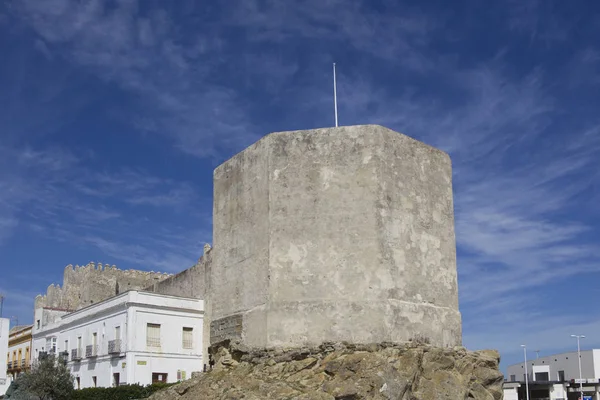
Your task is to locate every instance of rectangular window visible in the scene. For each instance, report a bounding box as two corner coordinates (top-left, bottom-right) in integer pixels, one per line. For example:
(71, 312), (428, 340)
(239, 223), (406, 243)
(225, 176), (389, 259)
(115, 326), (120, 340)
(92, 332), (97, 347)
(76, 377), (80, 390)
(92, 376), (97, 387)
(113, 373), (120, 387)
(64, 340), (69, 352)
(558, 370), (565, 381)
(51, 337), (57, 353)
(182, 327), (193, 349)
(535, 372), (549, 381)
(36, 320), (40, 329)
(510, 375), (515, 382)
(146, 324), (161, 347)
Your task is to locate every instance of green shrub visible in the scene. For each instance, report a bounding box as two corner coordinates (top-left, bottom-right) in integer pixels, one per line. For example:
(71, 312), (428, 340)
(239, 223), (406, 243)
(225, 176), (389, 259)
(6, 354), (73, 400)
(70, 382), (176, 400)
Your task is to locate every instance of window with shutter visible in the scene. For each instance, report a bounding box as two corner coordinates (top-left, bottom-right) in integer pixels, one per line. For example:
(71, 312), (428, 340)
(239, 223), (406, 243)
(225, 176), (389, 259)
(147, 324), (161, 347)
(182, 327), (193, 349)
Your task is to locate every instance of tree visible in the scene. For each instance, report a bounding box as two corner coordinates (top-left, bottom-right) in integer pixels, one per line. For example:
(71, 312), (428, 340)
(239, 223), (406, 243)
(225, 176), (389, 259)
(6, 354), (74, 400)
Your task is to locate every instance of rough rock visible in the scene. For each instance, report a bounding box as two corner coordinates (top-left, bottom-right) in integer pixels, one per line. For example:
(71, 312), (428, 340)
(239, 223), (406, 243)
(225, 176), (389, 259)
(148, 341), (503, 400)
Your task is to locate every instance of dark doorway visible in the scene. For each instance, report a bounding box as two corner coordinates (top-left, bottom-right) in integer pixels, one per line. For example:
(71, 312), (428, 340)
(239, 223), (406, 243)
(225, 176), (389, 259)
(152, 373), (167, 384)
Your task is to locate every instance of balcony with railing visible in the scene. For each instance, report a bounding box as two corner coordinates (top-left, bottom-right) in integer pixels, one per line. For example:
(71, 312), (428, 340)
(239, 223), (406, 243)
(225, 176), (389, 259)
(7, 361), (12, 369)
(85, 345), (98, 358)
(71, 348), (82, 361)
(108, 339), (122, 355)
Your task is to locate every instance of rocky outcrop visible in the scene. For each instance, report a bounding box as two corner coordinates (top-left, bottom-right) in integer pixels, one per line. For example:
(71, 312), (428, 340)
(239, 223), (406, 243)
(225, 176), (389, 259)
(149, 341), (503, 400)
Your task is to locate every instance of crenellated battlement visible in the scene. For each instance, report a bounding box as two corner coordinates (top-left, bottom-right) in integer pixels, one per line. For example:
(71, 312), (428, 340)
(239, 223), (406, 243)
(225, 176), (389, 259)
(35, 262), (172, 311)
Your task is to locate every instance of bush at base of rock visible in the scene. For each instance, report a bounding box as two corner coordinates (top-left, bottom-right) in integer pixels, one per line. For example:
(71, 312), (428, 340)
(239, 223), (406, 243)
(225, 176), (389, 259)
(71, 383), (175, 400)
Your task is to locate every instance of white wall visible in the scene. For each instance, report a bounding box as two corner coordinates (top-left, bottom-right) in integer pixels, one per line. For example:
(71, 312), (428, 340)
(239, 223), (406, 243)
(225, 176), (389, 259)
(128, 353), (200, 385)
(0, 318), (10, 396)
(592, 350), (600, 380)
(503, 387), (519, 400)
(125, 292), (204, 385)
(61, 307), (128, 389)
(32, 291), (204, 389)
(549, 383), (567, 400)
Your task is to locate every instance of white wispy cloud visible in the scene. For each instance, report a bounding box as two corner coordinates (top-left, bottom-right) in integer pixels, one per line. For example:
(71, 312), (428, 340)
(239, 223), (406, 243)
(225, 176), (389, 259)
(0, 143), (209, 273)
(3, 0), (599, 368)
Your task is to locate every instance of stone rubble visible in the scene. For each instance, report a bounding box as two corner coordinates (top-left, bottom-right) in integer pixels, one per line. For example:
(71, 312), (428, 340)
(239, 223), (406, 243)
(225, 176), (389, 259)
(148, 341), (503, 400)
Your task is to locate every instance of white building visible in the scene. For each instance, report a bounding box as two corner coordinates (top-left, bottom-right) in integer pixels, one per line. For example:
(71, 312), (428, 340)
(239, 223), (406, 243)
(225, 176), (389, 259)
(32, 291), (204, 389)
(504, 349), (600, 400)
(0, 318), (9, 396)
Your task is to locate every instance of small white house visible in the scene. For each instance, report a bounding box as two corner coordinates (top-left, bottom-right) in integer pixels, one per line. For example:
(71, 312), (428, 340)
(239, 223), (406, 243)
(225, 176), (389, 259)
(31, 291), (203, 389)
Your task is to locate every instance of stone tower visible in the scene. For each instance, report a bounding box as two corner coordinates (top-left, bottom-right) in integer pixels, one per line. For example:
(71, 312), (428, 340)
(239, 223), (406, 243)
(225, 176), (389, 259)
(209, 125), (461, 350)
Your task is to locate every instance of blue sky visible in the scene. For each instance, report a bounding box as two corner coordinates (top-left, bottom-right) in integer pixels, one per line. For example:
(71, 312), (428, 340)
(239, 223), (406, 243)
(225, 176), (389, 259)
(0, 0), (599, 373)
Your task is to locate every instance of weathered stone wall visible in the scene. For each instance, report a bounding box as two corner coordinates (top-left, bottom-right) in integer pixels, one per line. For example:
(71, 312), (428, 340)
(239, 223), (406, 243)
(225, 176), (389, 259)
(34, 262), (171, 311)
(146, 245), (212, 298)
(210, 125), (461, 350)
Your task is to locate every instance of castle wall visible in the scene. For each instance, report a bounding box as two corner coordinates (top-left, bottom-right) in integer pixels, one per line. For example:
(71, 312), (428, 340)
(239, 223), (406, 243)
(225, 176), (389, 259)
(34, 263), (171, 312)
(210, 125), (462, 349)
(146, 246), (211, 299)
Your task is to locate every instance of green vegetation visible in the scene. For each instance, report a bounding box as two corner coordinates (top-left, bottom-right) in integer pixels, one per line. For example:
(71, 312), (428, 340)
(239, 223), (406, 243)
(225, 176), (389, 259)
(70, 383), (175, 400)
(5, 354), (73, 400)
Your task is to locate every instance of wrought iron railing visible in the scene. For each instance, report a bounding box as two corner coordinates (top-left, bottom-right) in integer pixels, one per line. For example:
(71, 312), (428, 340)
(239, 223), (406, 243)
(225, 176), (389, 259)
(85, 345), (98, 358)
(71, 348), (82, 361)
(108, 339), (121, 354)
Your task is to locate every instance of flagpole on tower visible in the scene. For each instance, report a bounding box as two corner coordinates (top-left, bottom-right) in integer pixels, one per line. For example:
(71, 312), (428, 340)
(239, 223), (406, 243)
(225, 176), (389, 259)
(333, 63), (338, 127)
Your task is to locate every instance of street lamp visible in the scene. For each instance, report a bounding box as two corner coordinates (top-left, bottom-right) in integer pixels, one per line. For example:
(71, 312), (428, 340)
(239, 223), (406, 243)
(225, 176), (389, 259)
(571, 335), (585, 400)
(521, 345), (530, 400)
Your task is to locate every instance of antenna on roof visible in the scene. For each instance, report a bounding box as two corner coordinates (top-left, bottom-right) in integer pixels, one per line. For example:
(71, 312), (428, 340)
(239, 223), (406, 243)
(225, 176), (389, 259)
(333, 63), (339, 127)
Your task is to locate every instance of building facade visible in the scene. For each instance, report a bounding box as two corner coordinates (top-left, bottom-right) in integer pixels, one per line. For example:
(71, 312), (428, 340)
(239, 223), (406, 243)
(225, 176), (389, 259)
(505, 350), (600, 400)
(5, 325), (33, 385)
(32, 291), (204, 389)
(0, 318), (9, 396)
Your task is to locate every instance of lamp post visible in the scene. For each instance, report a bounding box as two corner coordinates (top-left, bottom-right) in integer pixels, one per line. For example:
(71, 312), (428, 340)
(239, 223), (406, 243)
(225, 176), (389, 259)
(521, 344), (530, 400)
(571, 334), (585, 400)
